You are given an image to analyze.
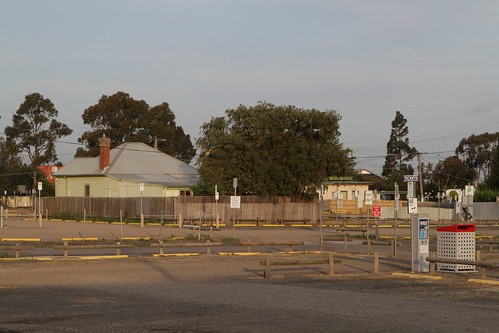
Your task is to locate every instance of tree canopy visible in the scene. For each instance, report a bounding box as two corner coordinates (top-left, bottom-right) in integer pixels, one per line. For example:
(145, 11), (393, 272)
(382, 111), (417, 183)
(486, 145), (499, 190)
(196, 102), (354, 198)
(432, 156), (474, 190)
(4, 93), (72, 168)
(455, 132), (499, 184)
(77, 91), (195, 163)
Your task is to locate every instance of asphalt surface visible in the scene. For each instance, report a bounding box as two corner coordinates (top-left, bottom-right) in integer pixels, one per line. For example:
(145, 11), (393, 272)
(0, 218), (498, 332)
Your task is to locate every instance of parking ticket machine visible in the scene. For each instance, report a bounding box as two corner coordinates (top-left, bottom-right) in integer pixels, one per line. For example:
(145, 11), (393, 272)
(411, 213), (430, 272)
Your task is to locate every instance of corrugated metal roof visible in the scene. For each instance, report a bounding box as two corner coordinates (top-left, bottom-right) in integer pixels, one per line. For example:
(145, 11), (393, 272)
(54, 142), (198, 187)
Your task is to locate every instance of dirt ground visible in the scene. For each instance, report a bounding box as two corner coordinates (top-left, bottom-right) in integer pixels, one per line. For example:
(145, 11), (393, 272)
(0, 219), (498, 332)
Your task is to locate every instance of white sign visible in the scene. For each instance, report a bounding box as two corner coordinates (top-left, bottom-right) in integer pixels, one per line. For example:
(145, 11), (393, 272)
(215, 192), (219, 201)
(408, 197), (418, 214)
(139, 183), (144, 192)
(404, 175), (419, 182)
(365, 191), (373, 205)
(37, 182), (43, 191)
(407, 181), (414, 199)
(465, 185), (475, 197)
(230, 196), (241, 209)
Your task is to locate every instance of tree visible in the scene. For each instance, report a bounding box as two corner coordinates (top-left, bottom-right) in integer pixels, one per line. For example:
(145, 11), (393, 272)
(486, 145), (499, 190)
(196, 102), (355, 198)
(432, 156), (474, 190)
(4, 93), (72, 187)
(77, 92), (195, 163)
(455, 132), (499, 184)
(382, 111), (417, 183)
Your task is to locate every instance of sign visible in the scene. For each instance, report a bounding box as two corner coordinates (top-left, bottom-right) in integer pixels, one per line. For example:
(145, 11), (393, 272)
(465, 185), (475, 197)
(407, 181), (414, 199)
(139, 183), (144, 192)
(404, 175), (419, 182)
(37, 182), (43, 191)
(365, 191), (373, 205)
(408, 197), (418, 214)
(230, 196), (241, 209)
(372, 205), (381, 217)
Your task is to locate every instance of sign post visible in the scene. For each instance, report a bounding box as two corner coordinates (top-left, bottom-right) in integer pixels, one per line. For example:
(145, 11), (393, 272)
(139, 183), (144, 227)
(215, 185), (219, 228)
(38, 182), (42, 228)
(365, 190), (373, 242)
(231, 177), (239, 238)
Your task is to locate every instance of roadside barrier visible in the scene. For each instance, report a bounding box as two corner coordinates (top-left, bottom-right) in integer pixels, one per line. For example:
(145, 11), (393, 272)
(426, 256), (499, 279)
(260, 253), (381, 278)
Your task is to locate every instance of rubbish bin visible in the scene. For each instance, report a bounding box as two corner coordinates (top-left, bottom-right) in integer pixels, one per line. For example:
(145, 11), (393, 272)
(437, 224), (475, 272)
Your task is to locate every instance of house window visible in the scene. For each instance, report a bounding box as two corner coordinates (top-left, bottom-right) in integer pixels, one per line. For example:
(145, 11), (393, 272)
(84, 184), (90, 197)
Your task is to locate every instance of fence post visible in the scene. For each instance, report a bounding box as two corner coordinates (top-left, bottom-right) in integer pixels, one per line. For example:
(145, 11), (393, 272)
(367, 239), (372, 255)
(159, 240), (164, 255)
(373, 253), (379, 274)
(15, 243), (21, 258)
(390, 239), (395, 258)
(178, 213), (183, 228)
(63, 241), (68, 259)
(479, 266), (487, 279)
(264, 258), (271, 278)
(328, 253), (335, 276)
(429, 262), (435, 275)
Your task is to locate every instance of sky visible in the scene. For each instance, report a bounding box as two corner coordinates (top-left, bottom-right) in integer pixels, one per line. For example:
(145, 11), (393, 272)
(1, 0), (499, 175)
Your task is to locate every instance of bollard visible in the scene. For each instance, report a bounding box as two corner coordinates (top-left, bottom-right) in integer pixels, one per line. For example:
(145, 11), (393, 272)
(159, 240), (164, 255)
(206, 240), (211, 255)
(15, 243), (21, 258)
(116, 242), (121, 256)
(390, 239), (395, 258)
(476, 250), (481, 262)
(373, 253), (379, 274)
(367, 239), (372, 255)
(328, 254), (335, 276)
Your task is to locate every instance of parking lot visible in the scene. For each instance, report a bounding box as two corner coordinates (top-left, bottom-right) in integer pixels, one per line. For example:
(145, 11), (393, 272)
(0, 218), (498, 332)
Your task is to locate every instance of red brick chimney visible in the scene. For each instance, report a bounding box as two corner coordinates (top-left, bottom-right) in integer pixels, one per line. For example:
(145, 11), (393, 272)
(99, 137), (111, 170)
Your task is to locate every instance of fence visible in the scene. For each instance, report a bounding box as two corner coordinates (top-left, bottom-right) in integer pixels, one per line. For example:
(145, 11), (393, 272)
(38, 196), (499, 223)
(41, 196), (321, 224)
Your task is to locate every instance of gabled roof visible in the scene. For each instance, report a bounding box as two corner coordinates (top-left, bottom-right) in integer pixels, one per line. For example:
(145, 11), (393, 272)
(54, 142), (198, 187)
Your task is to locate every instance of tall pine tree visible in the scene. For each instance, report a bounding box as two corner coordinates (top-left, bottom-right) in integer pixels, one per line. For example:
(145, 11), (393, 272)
(382, 111), (417, 183)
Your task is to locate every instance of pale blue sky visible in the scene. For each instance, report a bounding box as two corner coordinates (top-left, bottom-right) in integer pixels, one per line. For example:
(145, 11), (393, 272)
(1, 0), (499, 174)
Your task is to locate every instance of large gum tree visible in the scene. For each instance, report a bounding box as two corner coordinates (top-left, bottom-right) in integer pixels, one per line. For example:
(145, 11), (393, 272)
(4, 92), (73, 188)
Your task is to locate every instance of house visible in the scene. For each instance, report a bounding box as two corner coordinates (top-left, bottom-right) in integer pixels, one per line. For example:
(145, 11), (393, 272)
(321, 178), (372, 201)
(357, 169), (383, 184)
(53, 137), (199, 197)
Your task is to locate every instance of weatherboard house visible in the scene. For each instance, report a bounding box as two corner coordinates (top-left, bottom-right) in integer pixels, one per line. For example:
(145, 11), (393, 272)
(53, 137), (199, 198)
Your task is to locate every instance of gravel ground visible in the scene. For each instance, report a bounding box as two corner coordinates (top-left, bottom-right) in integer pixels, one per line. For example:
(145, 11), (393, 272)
(0, 256), (498, 333)
(0, 218), (498, 332)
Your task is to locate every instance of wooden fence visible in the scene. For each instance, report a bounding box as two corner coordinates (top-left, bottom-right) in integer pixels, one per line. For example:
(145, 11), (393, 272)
(42, 196), (321, 224)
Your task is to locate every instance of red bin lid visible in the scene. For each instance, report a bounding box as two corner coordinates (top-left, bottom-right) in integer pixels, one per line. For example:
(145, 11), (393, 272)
(437, 224), (476, 232)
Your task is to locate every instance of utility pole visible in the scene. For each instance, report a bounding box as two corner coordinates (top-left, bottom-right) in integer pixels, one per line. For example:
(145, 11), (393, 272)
(417, 153), (424, 202)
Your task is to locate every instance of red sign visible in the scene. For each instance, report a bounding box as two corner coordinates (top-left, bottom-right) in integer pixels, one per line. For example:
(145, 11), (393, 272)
(372, 205), (381, 217)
